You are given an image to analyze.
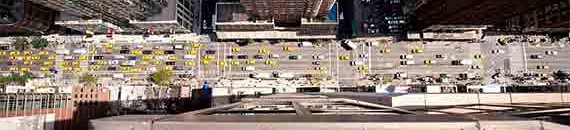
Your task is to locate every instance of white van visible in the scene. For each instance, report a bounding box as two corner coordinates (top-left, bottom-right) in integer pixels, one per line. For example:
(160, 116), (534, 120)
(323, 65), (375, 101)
(73, 49), (87, 54)
(114, 55), (125, 60)
(56, 49), (70, 55)
(298, 41), (313, 47)
(242, 66), (255, 71)
(63, 56), (75, 60)
(183, 55), (197, 59)
(350, 60), (364, 66)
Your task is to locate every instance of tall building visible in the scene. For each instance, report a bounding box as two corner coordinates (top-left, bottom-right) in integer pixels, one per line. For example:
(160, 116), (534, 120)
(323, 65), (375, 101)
(413, 0), (568, 32)
(31, 0), (198, 33)
(0, 0), (57, 35)
(214, 0), (338, 40)
(240, 0), (336, 26)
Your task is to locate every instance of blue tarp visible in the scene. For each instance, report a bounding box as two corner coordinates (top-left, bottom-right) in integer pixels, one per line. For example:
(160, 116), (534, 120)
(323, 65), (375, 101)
(328, 3), (337, 21)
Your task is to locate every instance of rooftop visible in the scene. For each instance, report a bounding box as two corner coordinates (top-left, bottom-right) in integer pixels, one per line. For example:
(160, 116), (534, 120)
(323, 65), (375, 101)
(91, 93), (570, 130)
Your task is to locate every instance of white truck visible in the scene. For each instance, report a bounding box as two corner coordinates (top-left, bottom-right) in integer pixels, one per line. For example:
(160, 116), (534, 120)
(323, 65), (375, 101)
(298, 41), (313, 47)
(242, 66), (255, 71)
(460, 60), (473, 65)
(251, 73), (272, 79)
(341, 40), (357, 50)
(276, 73), (295, 78)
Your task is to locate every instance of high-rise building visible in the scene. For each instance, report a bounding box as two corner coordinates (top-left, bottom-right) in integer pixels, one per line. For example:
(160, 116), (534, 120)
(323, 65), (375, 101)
(0, 0), (57, 35)
(31, 0), (198, 33)
(240, 0), (336, 26)
(413, 0), (568, 32)
(214, 0), (338, 40)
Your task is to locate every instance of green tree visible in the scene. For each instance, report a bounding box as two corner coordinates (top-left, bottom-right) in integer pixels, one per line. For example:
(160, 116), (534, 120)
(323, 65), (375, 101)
(11, 37), (30, 51)
(150, 68), (173, 86)
(79, 74), (98, 85)
(12, 73), (32, 86)
(0, 75), (12, 85)
(31, 37), (49, 49)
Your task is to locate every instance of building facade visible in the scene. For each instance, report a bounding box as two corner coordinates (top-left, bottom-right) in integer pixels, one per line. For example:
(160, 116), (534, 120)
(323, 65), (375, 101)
(71, 84), (111, 130)
(0, 0), (57, 35)
(413, 0), (567, 32)
(0, 93), (73, 130)
(240, 0), (337, 26)
(31, 0), (198, 33)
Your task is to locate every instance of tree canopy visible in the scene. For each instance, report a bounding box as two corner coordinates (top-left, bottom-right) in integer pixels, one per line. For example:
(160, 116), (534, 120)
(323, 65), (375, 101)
(79, 74), (98, 85)
(150, 68), (173, 86)
(31, 37), (49, 49)
(0, 72), (33, 85)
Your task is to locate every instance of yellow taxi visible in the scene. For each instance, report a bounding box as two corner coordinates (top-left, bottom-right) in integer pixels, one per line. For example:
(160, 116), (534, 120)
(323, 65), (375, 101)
(231, 47), (241, 53)
(153, 50), (164, 55)
(314, 67), (327, 71)
(38, 51), (49, 55)
(283, 46), (295, 52)
(104, 43), (113, 49)
(138, 61), (149, 65)
(31, 56), (40, 60)
(23, 61), (32, 66)
(185, 61), (196, 66)
(120, 67), (131, 71)
(8, 67), (18, 71)
(379, 48), (391, 53)
(424, 60), (435, 65)
(78, 55), (88, 60)
(230, 60), (240, 66)
(9, 51), (19, 56)
(411, 48), (424, 53)
(96, 60), (107, 65)
(9, 56), (16, 60)
(39, 67), (49, 71)
(0, 51), (6, 56)
(48, 56), (56, 60)
(168, 56), (177, 60)
(153, 60), (162, 65)
(88, 50), (97, 55)
(23, 51), (32, 55)
(42, 61), (53, 66)
(20, 67), (30, 72)
(473, 54), (483, 59)
(24, 56), (32, 61)
(339, 55), (350, 60)
(265, 60), (276, 66)
(192, 43), (202, 48)
(258, 48), (269, 54)
(90, 65), (101, 70)
(216, 61), (227, 67)
(201, 60), (210, 65)
(203, 55), (215, 60)
(246, 60), (256, 65)
(63, 67), (73, 72)
(73, 68), (82, 72)
(71, 61), (80, 66)
(162, 66), (174, 71)
(60, 61), (70, 66)
(131, 50), (142, 55)
(142, 55), (154, 60)
(188, 49), (198, 55)
(357, 66), (369, 73)
(130, 68), (141, 73)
